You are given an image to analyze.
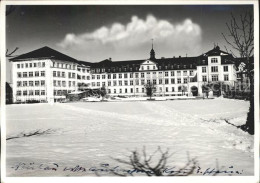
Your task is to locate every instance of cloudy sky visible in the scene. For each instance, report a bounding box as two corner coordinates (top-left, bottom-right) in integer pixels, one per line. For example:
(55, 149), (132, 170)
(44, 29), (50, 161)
(6, 5), (253, 62)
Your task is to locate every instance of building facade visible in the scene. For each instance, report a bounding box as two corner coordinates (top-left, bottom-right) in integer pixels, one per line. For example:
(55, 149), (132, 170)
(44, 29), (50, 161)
(10, 45), (237, 103)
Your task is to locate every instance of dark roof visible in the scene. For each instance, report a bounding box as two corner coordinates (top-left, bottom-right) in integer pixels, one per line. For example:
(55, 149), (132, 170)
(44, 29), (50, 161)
(9, 46), (78, 62)
(203, 46), (229, 56)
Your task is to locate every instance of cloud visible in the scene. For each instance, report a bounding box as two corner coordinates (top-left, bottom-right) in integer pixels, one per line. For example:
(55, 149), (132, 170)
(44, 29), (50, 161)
(57, 15), (202, 61)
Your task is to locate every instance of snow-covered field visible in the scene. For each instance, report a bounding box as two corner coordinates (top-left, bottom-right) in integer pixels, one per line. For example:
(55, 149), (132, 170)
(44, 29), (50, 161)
(5, 98), (254, 176)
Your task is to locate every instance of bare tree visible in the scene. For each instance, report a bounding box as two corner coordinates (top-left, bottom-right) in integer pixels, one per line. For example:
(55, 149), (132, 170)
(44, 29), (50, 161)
(111, 146), (197, 176)
(222, 12), (254, 135)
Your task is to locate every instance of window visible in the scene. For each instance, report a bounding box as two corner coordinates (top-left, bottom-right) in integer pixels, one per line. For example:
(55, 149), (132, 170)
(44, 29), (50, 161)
(23, 72), (27, 77)
(136, 80), (139, 85)
(141, 66), (144, 70)
(190, 70), (193, 76)
(102, 75), (106, 79)
(102, 82), (105, 86)
(113, 81), (117, 86)
(212, 75), (219, 81)
(53, 80), (57, 86)
(35, 81), (39, 86)
(92, 82), (95, 87)
(108, 74), (111, 79)
(29, 81), (34, 86)
(124, 81), (128, 86)
(153, 79), (156, 84)
(21, 64), (24, 68)
(130, 80), (133, 85)
(171, 78), (175, 84)
(135, 73), (139, 78)
(166, 87), (168, 92)
(177, 71), (181, 76)
(17, 81), (21, 87)
(153, 66), (156, 70)
(69, 81), (72, 87)
(62, 81), (66, 87)
(35, 90), (40, 95)
(211, 58), (218, 63)
(119, 74), (122, 78)
(141, 73), (144, 78)
(72, 81), (75, 86)
(119, 81), (122, 86)
(34, 63), (37, 67)
(33, 71), (39, 77)
(17, 64), (20, 68)
(58, 81), (61, 87)
(165, 72), (168, 77)
(41, 71), (45, 76)
(41, 90), (45, 95)
(41, 80), (45, 86)
(183, 71), (187, 76)
(97, 82), (100, 87)
(17, 90), (21, 96)
(171, 71), (174, 76)
(130, 73), (133, 78)
(108, 81), (111, 86)
(142, 88), (144, 93)
(29, 63), (32, 68)
(165, 79), (169, 84)
(223, 66), (228, 72)
(177, 78), (181, 83)
(147, 66), (150, 70)
(114, 89), (116, 93)
(125, 88), (127, 93)
(136, 88), (139, 93)
(29, 90), (34, 95)
(159, 79), (162, 84)
(62, 72), (65, 78)
(184, 78), (187, 83)
(141, 80), (145, 85)
(25, 63), (28, 68)
(42, 62), (45, 67)
(23, 81), (27, 86)
(120, 89), (122, 93)
(211, 66), (218, 72)
(17, 72), (21, 78)
(108, 89), (111, 94)
(172, 87), (175, 92)
(224, 74), (229, 81)
(124, 73), (127, 78)
(72, 73), (75, 78)
(202, 67), (207, 73)
(97, 75), (100, 79)
(147, 80), (150, 84)
(23, 91), (27, 96)
(113, 74), (116, 79)
(131, 88), (133, 93)
(202, 76), (207, 82)
(92, 75), (95, 79)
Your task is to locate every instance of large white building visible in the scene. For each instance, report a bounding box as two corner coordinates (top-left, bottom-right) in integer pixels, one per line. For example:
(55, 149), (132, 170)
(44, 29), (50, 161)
(9, 45), (237, 103)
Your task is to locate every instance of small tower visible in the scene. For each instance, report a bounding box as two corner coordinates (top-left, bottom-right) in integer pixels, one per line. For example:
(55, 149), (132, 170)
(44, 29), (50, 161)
(150, 39), (155, 60)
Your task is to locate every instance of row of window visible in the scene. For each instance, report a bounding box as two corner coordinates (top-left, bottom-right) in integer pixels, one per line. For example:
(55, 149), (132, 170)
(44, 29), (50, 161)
(53, 80), (76, 87)
(107, 86), (187, 94)
(202, 74), (229, 82)
(92, 64), (194, 73)
(17, 62), (45, 69)
(92, 70), (194, 80)
(92, 78), (191, 87)
(202, 66), (229, 73)
(17, 80), (45, 87)
(52, 62), (76, 70)
(16, 90), (46, 96)
(17, 71), (45, 78)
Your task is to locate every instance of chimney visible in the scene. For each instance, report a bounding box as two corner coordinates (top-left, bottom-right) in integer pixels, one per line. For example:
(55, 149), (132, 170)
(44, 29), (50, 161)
(109, 57), (112, 61)
(179, 56), (181, 58)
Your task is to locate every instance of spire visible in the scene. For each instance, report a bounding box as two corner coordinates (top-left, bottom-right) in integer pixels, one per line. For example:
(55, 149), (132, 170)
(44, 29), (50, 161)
(150, 39), (155, 59)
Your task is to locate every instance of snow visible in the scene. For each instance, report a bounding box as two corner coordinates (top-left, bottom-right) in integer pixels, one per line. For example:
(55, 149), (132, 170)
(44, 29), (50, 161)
(5, 98), (253, 176)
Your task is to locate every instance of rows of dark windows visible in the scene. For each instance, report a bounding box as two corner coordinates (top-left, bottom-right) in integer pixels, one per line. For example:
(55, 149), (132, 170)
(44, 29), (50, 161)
(17, 80), (45, 87)
(201, 66), (229, 73)
(91, 78), (192, 87)
(107, 86), (187, 94)
(92, 70), (194, 80)
(17, 62), (45, 69)
(52, 62), (76, 70)
(16, 90), (46, 96)
(17, 71), (45, 78)
(201, 74), (229, 82)
(53, 80), (76, 87)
